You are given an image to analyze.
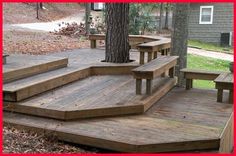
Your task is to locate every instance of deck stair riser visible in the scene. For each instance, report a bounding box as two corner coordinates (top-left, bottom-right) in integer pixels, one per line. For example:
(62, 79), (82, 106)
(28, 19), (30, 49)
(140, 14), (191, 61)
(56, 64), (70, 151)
(3, 57), (68, 83)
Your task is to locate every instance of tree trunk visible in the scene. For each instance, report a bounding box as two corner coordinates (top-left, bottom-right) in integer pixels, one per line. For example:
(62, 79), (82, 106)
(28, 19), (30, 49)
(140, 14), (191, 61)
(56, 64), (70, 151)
(171, 3), (190, 87)
(164, 3), (169, 29)
(85, 3), (91, 36)
(105, 3), (130, 63)
(158, 3), (163, 32)
(39, 3), (43, 9)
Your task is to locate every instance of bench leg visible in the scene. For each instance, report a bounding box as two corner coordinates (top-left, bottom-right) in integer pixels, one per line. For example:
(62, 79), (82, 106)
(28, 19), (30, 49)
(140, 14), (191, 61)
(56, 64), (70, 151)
(146, 79), (152, 95)
(229, 90), (233, 104)
(154, 51), (158, 59)
(147, 52), (153, 62)
(217, 89), (223, 102)
(91, 40), (96, 49)
(161, 49), (165, 55)
(136, 79), (142, 95)
(186, 79), (193, 90)
(169, 67), (175, 78)
(140, 51), (145, 65)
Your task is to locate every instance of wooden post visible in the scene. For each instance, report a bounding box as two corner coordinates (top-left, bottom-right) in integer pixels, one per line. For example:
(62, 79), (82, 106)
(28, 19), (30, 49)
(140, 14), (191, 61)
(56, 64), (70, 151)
(169, 67), (175, 78)
(229, 90), (233, 104)
(140, 51), (145, 64)
(147, 52), (153, 62)
(186, 79), (192, 90)
(154, 51), (158, 59)
(136, 79), (142, 95)
(91, 40), (96, 48)
(217, 89), (223, 102)
(146, 79), (152, 95)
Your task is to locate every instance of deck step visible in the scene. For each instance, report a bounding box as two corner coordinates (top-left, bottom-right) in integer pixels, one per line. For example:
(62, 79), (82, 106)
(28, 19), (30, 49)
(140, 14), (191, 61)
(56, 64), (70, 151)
(3, 66), (91, 102)
(4, 76), (176, 120)
(3, 55), (68, 83)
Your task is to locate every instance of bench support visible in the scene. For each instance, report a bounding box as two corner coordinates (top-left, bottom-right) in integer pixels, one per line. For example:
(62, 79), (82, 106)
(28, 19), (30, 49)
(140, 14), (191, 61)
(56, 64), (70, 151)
(136, 79), (142, 95)
(91, 40), (97, 49)
(169, 67), (175, 78)
(229, 90), (233, 103)
(186, 79), (193, 90)
(217, 89), (223, 102)
(140, 51), (145, 65)
(146, 79), (152, 95)
(147, 53), (153, 62)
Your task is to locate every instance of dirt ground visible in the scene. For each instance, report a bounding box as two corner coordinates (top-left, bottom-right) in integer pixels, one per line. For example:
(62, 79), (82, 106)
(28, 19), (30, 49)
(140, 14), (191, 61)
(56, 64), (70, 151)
(3, 3), (91, 55)
(3, 3), (84, 24)
(3, 125), (104, 153)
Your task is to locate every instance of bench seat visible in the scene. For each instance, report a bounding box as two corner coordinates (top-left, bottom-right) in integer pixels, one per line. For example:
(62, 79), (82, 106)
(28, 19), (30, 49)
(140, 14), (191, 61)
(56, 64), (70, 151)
(180, 68), (223, 90)
(137, 39), (171, 64)
(132, 56), (178, 94)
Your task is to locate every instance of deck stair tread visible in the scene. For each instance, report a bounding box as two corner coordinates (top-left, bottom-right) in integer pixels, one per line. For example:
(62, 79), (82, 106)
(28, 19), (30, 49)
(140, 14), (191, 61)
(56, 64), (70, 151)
(3, 65), (90, 102)
(3, 55), (68, 83)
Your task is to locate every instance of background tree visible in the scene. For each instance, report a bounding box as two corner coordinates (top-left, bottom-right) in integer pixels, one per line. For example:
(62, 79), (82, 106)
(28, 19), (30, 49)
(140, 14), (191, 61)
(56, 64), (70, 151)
(171, 3), (190, 86)
(39, 3), (43, 9)
(85, 3), (91, 35)
(105, 3), (130, 63)
(164, 3), (170, 29)
(158, 3), (163, 32)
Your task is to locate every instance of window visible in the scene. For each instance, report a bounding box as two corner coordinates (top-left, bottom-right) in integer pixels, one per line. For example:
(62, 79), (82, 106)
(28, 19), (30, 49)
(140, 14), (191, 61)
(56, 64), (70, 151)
(199, 6), (214, 24)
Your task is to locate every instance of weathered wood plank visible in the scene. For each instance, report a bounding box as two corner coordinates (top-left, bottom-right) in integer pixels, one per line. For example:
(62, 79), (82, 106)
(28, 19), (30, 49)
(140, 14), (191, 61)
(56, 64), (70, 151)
(3, 55), (68, 83)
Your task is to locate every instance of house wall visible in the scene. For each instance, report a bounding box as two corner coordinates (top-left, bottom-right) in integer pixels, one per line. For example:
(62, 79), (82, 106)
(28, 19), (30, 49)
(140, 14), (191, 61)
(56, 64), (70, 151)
(188, 3), (233, 45)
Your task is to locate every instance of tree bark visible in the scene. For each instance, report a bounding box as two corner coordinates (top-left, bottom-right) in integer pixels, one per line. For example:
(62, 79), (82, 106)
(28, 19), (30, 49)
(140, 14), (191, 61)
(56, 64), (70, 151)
(171, 3), (190, 87)
(39, 3), (43, 9)
(85, 3), (91, 36)
(105, 3), (130, 63)
(164, 3), (169, 29)
(158, 3), (163, 32)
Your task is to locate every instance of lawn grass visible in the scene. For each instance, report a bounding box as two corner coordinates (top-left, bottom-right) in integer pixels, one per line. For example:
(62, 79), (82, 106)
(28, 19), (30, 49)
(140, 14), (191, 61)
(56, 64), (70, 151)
(187, 54), (231, 89)
(188, 39), (233, 54)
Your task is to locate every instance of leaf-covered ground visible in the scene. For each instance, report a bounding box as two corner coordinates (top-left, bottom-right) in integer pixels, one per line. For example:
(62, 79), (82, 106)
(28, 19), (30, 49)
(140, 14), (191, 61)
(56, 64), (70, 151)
(3, 125), (104, 153)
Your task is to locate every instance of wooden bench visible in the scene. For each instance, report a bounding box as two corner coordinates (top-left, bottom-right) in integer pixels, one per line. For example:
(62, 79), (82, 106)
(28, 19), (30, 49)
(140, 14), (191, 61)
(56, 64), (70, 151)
(214, 72), (233, 103)
(180, 68), (222, 90)
(88, 34), (166, 49)
(137, 39), (171, 64)
(3, 54), (9, 64)
(89, 34), (147, 49)
(132, 56), (178, 95)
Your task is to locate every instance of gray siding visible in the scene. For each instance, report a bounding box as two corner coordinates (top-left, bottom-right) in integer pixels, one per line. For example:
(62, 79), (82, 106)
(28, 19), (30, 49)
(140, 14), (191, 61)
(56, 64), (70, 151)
(188, 3), (233, 45)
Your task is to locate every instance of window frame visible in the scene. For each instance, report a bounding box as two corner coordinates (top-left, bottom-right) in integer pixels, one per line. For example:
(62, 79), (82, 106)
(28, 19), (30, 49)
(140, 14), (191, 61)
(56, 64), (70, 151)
(199, 6), (214, 24)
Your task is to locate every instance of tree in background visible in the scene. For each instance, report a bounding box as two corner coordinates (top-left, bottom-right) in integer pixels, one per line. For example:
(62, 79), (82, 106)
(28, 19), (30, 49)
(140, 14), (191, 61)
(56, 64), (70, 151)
(171, 3), (190, 86)
(129, 3), (157, 35)
(85, 3), (91, 35)
(105, 3), (130, 63)
(158, 3), (163, 32)
(164, 3), (170, 29)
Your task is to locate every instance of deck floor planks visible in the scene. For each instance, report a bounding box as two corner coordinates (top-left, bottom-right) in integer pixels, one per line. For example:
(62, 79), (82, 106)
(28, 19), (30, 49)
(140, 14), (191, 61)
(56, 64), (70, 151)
(4, 88), (232, 152)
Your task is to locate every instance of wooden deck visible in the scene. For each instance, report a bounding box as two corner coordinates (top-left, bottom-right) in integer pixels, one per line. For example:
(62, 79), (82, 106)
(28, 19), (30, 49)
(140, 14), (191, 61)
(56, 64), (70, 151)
(3, 49), (233, 153)
(4, 75), (176, 120)
(4, 88), (233, 153)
